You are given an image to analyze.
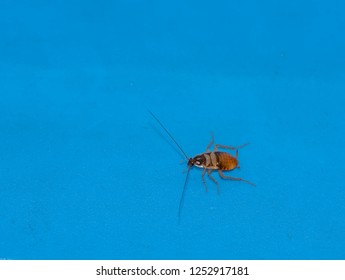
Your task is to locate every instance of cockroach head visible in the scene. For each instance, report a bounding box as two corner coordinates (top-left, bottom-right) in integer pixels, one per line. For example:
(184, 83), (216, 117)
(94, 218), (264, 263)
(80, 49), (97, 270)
(188, 155), (203, 167)
(187, 158), (195, 167)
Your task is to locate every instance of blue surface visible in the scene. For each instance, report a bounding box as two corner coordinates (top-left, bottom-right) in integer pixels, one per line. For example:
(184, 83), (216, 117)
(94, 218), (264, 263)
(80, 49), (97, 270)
(1, 0), (345, 260)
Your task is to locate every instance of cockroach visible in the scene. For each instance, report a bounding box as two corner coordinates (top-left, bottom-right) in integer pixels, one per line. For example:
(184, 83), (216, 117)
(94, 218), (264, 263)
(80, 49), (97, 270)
(149, 110), (255, 217)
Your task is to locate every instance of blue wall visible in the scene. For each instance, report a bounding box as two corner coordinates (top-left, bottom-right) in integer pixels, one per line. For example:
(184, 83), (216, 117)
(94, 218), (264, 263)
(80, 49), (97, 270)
(0, 0), (344, 259)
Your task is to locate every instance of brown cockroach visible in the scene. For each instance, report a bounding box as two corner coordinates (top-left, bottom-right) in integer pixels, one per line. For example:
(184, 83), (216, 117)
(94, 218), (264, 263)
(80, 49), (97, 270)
(149, 111), (255, 217)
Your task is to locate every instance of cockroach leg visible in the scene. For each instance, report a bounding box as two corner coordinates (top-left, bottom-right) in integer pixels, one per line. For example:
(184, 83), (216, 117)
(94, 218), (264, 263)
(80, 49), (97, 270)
(207, 170), (220, 193)
(205, 133), (214, 152)
(201, 168), (208, 192)
(218, 170), (256, 187)
(214, 143), (249, 152)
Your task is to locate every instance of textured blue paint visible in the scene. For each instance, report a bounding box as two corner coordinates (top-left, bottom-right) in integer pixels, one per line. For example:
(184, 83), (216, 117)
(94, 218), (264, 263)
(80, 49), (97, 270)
(0, 0), (345, 260)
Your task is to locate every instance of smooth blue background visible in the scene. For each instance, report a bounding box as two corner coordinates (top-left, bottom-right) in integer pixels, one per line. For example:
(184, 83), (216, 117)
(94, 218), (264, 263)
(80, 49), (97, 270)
(1, 0), (345, 259)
